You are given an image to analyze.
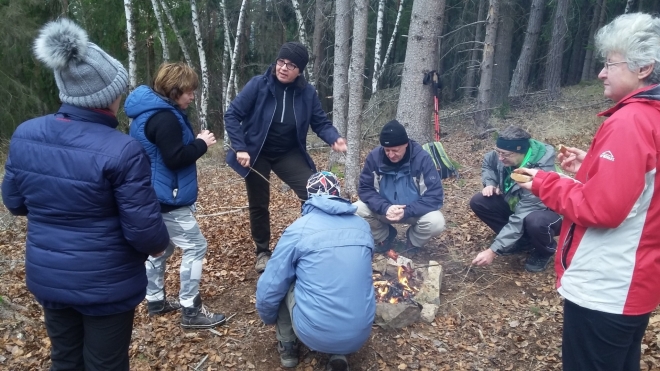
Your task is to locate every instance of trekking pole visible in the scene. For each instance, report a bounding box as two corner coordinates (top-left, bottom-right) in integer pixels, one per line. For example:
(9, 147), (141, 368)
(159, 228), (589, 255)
(432, 71), (441, 142)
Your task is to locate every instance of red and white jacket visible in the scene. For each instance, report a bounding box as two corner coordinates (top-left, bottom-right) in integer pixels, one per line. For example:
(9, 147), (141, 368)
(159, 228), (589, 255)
(532, 84), (660, 315)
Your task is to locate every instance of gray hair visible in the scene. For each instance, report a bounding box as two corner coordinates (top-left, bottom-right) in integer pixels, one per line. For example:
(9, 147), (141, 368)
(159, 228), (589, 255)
(595, 13), (660, 84)
(498, 125), (531, 140)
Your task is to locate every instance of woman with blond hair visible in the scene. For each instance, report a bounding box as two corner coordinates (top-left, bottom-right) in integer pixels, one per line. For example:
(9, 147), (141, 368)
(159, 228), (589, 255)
(518, 13), (660, 371)
(125, 62), (225, 329)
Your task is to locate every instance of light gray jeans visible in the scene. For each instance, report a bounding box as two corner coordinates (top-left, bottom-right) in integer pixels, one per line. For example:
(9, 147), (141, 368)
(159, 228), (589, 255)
(145, 206), (208, 308)
(276, 283), (299, 343)
(354, 200), (446, 247)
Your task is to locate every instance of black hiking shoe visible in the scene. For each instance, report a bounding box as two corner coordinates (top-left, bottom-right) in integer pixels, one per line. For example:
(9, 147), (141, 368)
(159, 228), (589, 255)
(181, 295), (226, 329)
(326, 354), (349, 371)
(499, 240), (534, 256)
(147, 297), (181, 316)
(277, 340), (299, 368)
(524, 251), (553, 272)
(374, 225), (398, 253)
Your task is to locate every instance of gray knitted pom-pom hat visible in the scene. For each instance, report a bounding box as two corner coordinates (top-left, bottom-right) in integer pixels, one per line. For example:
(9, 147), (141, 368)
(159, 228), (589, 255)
(33, 18), (128, 109)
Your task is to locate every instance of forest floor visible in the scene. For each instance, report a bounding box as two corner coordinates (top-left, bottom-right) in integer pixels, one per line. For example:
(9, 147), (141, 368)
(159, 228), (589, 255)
(2, 81), (660, 371)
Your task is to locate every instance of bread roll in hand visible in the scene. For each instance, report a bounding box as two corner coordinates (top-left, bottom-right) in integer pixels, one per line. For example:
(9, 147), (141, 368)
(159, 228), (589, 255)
(511, 167), (533, 183)
(557, 144), (568, 155)
(511, 173), (532, 183)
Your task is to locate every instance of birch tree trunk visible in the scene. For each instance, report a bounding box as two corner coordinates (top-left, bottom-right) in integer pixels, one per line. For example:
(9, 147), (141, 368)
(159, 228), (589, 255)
(377, 0), (405, 93)
(344, 0), (369, 198)
(396, 0), (445, 143)
(509, 0), (545, 98)
(190, 0), (208, 131)
(220, 0), (233, 148)
(124, 0), (137, 91)
(474, 0), (499, 130)
(150, 0), (169, 62)
(543, 0), (571, 100)
(290, 0), (314, 86)
(371, 0), (385, 94)
(224, 0), (248, 114)
(160, 0), (194, 65)
(464, 0), (486, 99)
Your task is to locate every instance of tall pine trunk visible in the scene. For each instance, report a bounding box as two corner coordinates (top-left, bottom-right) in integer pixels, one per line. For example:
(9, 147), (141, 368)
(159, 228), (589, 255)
(581, 0), (604, 82)
(490, 0), (514, 106)
(543, 0), (571, 100)
(312, 0), (327, 88)
(344, 0), (369, 198)
(509, 0), (544, 98)
(474, 0), (499, 130)
(396, 0), (445, 143)
(464, 0), (486, 100)
(329, 0), (351, 169)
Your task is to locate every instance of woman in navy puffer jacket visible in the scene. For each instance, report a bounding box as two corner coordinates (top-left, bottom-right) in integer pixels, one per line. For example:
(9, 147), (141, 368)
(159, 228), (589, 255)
(1, 19), (169, 371)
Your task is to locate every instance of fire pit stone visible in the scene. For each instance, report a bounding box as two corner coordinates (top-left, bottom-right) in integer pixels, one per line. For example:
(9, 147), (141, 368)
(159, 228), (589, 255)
(373, 257), (444, 327)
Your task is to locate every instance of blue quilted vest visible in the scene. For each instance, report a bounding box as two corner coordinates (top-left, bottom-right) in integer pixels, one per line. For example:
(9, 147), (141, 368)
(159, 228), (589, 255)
(126, 86), (198, 206)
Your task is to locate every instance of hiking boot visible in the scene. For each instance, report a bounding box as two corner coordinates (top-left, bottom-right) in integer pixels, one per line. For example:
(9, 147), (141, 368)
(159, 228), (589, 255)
(277, 340), (299, 368)
(255, 252), (270, 273)
(524, 251), (553, 272)
(326, 355), (349, 371)
(181, 295), (226, 329)
(499, 239), (534, 256)
(374, 225), (398, 253)
(147, 297), (181, 316)
(400, 227), (420, 254)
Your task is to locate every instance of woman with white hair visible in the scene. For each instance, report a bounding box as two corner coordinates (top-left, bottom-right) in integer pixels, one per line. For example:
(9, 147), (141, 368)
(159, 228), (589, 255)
(517, 13), (660, 371)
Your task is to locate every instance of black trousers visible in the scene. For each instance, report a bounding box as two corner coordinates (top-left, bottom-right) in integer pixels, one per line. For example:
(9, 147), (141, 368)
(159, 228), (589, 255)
(43, 307), (135, 371)
(245, 149), (313, 256)
(563, 300), (649, 371)
(469, 192), (561, 256)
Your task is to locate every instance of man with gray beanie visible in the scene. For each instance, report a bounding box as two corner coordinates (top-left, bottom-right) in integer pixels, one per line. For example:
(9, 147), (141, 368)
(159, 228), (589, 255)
(354, 120), (446, 253)
(225, 41), (347, 273)
(257, 171), (374, 370)
(2, 18), (169, 370)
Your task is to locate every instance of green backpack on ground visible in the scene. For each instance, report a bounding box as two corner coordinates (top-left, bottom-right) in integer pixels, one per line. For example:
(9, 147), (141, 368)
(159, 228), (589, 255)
(422, 142), (459, 179)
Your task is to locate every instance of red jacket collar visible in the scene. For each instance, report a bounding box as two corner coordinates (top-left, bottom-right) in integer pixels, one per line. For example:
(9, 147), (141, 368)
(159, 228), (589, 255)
(598, 84), (660, 117)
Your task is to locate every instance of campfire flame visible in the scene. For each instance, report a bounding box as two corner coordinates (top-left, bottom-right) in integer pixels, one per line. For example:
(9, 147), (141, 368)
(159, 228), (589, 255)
(373, 251), (419, 304)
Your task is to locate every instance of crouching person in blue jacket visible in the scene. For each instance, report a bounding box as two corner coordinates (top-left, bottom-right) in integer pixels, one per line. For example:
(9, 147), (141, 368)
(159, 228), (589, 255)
(256, 172), (375, 370)
(1, 19), (169, 370)
(354, 120), (446, 253)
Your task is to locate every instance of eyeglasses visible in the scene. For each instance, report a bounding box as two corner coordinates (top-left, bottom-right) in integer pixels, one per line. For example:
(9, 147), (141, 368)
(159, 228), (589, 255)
(276, 59), (298, 71)
(495, 149), (517, 159)
(603, 61), (628, 70)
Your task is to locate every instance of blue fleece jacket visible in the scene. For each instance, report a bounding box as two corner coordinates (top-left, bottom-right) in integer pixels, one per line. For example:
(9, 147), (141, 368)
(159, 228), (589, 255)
(256, 195), (375, 354)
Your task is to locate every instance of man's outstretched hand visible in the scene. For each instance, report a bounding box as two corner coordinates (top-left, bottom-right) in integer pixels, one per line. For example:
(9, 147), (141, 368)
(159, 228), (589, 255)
(472, 248), (496, 266)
